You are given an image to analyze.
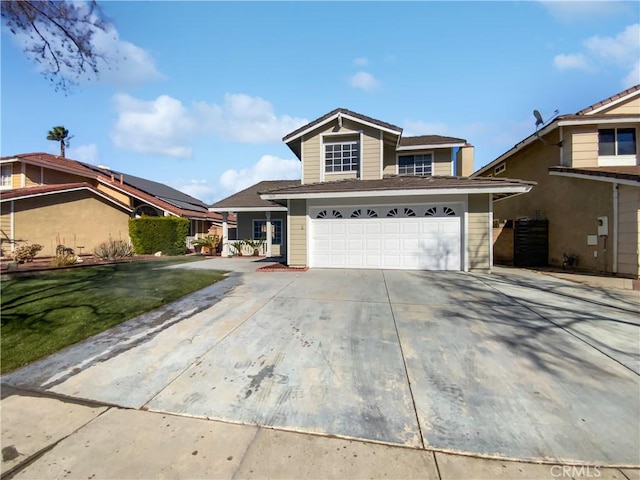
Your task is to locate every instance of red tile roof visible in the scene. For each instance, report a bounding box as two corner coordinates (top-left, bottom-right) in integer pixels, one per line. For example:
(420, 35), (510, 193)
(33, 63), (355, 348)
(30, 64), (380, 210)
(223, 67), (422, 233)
(0, 182), (132, 210)
(2, 152), (223, 222)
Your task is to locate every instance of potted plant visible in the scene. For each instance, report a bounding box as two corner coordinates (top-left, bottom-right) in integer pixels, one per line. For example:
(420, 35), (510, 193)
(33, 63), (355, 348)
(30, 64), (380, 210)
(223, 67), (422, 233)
(192, 235), (219, 256)
(244, 238), (265, 256)
(230, 240), (246, 256)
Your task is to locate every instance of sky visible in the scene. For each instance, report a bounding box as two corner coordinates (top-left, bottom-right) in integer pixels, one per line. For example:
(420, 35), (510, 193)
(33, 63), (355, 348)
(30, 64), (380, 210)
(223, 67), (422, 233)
(2, 1), (639, 204)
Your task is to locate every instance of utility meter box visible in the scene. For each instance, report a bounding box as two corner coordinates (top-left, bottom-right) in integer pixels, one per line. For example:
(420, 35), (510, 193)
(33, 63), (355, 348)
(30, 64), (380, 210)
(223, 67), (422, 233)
(597, 216), (608, 236)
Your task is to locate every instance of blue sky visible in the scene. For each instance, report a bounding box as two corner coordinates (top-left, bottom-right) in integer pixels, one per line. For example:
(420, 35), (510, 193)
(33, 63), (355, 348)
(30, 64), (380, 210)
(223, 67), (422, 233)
(2, 1), (639, 203)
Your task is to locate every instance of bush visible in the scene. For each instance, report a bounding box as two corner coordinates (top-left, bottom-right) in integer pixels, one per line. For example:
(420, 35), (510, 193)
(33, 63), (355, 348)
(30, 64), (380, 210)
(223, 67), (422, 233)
(13, 243), (43, 263)
(50, 253), (78, 267)
(94, 238), (134, 260)
(230, 240), (245, 256)
(128, 217), (189, 256)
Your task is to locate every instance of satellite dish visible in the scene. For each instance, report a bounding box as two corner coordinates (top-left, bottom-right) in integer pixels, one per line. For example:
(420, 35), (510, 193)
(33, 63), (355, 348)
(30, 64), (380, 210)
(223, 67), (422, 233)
(532, 108), (563, 148)
(533, 110), (544, 129)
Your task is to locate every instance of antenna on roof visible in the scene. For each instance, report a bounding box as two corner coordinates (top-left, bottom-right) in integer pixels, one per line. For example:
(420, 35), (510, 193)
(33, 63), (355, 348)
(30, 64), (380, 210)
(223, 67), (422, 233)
(533, 109), (562, 148)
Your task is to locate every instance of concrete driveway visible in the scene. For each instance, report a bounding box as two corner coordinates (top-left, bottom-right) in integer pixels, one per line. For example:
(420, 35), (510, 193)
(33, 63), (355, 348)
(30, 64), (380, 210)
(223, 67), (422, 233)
(2, 259), (638, 466)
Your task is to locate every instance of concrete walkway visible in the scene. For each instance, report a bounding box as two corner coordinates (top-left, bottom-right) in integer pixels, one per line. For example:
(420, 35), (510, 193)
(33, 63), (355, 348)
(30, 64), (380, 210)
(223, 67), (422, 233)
(2, 386), (637, 480)
(2, 257), (639, 478)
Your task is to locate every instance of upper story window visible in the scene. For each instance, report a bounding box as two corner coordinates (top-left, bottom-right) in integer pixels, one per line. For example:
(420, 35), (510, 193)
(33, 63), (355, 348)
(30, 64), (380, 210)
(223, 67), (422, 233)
(0, 164), (12, 189)
(325, 140), (359, 173)
(398, 153), (432, 175)
(598, 128), (636, 156)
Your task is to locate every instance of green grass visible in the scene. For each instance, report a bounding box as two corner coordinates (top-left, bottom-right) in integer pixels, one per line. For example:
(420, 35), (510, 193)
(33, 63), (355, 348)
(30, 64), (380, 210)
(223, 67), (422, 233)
(1, 257), (227, 374)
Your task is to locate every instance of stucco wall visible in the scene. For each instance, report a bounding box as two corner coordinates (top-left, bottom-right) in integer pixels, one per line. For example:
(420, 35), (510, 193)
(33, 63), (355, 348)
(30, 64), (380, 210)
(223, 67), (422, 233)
(485, 134), (616, 272)
(617, 185), (640, 277)
(288, 200), (307, 267)
(11, 191), (130, 257)
(468, 194), (490, 272)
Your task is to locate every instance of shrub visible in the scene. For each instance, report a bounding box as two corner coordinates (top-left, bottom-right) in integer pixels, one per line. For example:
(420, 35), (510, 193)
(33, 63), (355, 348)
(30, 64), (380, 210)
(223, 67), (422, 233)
(244, 238), (264, 256)
(230, 240), (245, 256)
(128, 217), (189, 256)
(13, 243), (43, 263)
(94, 238), (134, 260)
(50, 253), (78, 267)
(56, 244), (75, 255)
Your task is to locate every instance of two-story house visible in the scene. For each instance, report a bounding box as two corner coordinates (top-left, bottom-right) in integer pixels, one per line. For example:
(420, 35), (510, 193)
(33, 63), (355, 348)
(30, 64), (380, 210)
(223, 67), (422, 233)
(0, 152), (226, 257)
(473, 85), (640, 279)
(210, 108), (533, 271)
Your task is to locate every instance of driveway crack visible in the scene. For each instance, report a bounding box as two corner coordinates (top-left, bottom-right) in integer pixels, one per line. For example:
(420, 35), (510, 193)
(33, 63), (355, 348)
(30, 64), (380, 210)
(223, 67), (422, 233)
(382, 270), (426, 450)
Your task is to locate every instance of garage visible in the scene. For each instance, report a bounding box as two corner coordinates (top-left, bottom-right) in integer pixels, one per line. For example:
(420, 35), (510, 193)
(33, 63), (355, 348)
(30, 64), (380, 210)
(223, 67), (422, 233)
(309, 204), (462, 270)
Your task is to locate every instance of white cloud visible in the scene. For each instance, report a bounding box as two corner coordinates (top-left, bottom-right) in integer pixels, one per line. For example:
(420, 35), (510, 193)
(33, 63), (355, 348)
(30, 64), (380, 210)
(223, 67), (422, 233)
(7, 1), (163, 87)
(553, 24), (639, 87)
(67, 143), (100, 164)
(583, 24), (640, 66)
(219, 155), (301, 194)
(194, 94), (308, 143)
(349, 71), (380, 92)
(539, 1), (630, 23)
(91, 24), (164, 86)
(353, 57), (369, 66)
(111, 93), (195, 158)
(553, 53), (591, 70)
(170, 179), (217, 204)
(623, 60), (640, 88)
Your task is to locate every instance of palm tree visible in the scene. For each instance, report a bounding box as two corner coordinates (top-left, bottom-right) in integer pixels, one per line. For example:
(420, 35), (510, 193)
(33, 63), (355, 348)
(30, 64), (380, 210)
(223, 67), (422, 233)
(46, 126), (72, 157)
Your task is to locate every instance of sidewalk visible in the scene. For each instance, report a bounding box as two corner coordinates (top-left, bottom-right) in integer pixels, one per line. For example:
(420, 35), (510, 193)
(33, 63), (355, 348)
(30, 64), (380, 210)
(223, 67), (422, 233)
(2, 387), (637, 480)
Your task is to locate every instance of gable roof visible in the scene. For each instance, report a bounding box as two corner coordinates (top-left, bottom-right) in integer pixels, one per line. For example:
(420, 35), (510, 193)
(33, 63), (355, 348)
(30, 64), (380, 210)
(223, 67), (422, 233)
(82, 164), (210, 214)
(283, 108), (403, 144)
(2, 152), (222, 221)
(577, 84), (640, 115)
(473, 85), (640, 177)
(1, 152), (99, 180)
(0, 182), (133, 211)
(208, 180), (299, 212)
(259, 175), (534, 201)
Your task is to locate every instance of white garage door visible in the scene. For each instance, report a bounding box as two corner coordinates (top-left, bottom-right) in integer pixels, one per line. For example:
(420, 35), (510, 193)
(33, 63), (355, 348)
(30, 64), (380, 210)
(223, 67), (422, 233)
(310, 205), (461, 270)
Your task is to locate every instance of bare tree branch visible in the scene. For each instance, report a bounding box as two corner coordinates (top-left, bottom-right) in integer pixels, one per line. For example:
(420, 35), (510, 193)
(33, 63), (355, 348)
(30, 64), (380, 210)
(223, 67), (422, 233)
(1, 0), (109, 91)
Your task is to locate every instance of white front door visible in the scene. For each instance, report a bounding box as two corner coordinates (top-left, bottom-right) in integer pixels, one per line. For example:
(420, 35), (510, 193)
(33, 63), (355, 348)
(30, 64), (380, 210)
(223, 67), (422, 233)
(309, 205), (461, 270)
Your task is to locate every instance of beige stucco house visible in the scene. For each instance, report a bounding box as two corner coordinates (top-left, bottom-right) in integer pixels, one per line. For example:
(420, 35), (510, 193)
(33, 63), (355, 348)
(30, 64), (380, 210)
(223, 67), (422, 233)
(473, 85), (640, 278)
(0, 153), (226, 257)
(210, 108), (533, 271)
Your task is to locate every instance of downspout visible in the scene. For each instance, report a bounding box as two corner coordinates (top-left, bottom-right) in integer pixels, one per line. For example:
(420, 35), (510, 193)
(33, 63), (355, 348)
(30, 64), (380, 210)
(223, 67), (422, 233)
(613, 183), (618, 274)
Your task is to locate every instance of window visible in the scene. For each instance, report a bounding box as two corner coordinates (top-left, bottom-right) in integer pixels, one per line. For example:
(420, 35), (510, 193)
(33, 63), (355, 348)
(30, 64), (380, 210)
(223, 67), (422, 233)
(325, 141), (359, 173)
(398, 153), (432, 175)
(494, 163), (506, 175)
(0, 164), (12, 189)
(599, 128), (636, 156)
(253, 219), (282, 245)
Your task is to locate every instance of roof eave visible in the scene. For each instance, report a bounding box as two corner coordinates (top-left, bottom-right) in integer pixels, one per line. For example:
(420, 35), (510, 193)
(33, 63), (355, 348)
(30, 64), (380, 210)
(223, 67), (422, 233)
(208, 206), (289, 213)
(260, 185), (533, 201)
(397, 142), (467, 151)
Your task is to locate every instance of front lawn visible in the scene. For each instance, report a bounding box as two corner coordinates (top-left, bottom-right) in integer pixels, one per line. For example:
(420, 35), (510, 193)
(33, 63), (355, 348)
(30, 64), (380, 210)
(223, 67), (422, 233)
(1, 257), (227, 374)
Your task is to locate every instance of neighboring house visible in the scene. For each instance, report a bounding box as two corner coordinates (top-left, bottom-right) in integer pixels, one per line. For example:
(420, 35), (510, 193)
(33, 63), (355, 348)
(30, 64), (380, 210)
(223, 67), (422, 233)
(473, 84), (640, 278)
(0, 152), (227, 257)
(210, 108), (533, 271)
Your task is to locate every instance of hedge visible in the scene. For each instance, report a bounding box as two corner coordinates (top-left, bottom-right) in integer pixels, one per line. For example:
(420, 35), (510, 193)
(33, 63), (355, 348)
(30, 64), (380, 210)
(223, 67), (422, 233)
(128, 217), (189, 256)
